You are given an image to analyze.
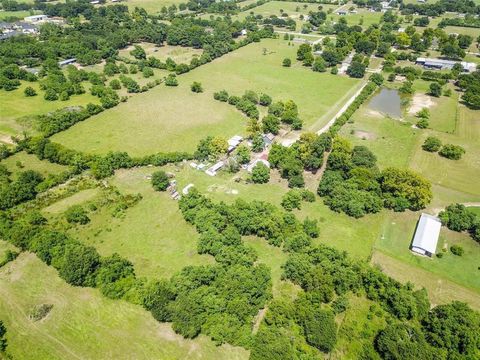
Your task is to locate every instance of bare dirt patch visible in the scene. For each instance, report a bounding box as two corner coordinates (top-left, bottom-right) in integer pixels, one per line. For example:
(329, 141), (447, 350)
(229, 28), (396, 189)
(408, 93), (435, 115)
(366, 109), (383, 118)
(353, 130), (376, 140)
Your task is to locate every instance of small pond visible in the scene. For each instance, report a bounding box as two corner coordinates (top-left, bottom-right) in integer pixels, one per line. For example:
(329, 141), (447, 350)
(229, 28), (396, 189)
(367, 88), (402, 118)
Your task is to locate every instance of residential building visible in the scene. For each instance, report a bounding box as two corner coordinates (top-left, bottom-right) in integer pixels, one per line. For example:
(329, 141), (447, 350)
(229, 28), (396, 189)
(410, 213), (442, 257)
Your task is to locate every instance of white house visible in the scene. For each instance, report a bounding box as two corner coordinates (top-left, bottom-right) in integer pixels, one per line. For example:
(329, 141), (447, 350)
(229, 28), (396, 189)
(410, 213), (442, 257)
(182, 183), (195, 195)
(24, 14), (48, 23)
(206, 161), (224, 176)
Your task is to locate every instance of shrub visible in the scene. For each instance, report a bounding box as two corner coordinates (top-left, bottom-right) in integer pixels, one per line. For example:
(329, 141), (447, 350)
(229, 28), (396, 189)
(65, 205), (90, 225)
(191, 81), (203, 93)
(439, 144), (465, 160)
(416, 118), (429, 129)
(429, 82), (442, 97)
(151, 170), (169, 191)
(24, 86), (37, 96)
(213, 90), (229, 101)
(422, 137), (442, 152)
(165, 74), (178, 86)
(251, 162), (270, 184)
(282, 58), (291, 67)
(450, 245), (464, 256)
(259, 93), (272, 106)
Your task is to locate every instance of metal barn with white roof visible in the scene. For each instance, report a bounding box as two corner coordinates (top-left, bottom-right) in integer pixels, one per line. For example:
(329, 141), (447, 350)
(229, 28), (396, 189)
(410, 213), (442, 257)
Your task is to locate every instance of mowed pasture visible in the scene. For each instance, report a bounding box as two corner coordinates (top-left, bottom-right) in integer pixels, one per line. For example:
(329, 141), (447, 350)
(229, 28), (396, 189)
(53, 39), (360, 156)
(0, 251), (248, 360)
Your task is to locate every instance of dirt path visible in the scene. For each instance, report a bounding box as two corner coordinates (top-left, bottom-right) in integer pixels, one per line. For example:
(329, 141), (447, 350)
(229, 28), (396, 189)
(316, 81), (369, 135)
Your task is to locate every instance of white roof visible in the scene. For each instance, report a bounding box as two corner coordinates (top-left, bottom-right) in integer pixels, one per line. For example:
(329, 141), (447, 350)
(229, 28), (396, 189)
(411, 213), (441, 256)
(182, 183), (194, 195)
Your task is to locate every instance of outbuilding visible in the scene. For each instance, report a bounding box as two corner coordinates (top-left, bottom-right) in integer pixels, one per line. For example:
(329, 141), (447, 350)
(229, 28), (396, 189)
(410, 213), (442, 257)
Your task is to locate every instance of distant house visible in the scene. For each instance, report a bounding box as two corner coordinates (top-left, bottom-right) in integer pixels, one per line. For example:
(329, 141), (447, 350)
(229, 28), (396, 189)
(410, 213), (442, 257)
(24, 14), (48, 23)
(262, 133), (275, 146)
(240, 29), (247, 36)
(416, 57), (476, 72)
(337, 10), (347, 15)
(227, 135), (243, 153)
(182, 184), (194, 195)
(58, 58), (76, 67)
(206, 161), (224, 176)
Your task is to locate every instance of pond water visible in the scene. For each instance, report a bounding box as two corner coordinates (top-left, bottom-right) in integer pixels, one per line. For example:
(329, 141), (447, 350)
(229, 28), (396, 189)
(367, 88), (402, 118)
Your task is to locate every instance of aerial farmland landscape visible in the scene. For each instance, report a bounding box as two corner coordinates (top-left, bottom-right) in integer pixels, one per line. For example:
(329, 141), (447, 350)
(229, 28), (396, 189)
(0, 0), (479, 359)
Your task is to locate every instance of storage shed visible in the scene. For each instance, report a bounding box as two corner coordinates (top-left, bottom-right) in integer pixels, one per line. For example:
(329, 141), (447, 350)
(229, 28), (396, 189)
(410, 213), (442, 257)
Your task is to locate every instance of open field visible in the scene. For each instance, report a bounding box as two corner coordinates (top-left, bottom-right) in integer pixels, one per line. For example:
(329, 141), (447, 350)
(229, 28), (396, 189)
(372, 250), (480, 310)
(53, 39), (360, 156)
(0, 252), (248, 359)
(123, 0), (186, 13)
(0, 82), (99, 141)
(328, 8), (384, 28)
(235, 1), (337, 24)
(119, 43), (203, 64)
(45, 168), (215, 280)
(0, 10), (41, 20)
(0, 152), (68, 179)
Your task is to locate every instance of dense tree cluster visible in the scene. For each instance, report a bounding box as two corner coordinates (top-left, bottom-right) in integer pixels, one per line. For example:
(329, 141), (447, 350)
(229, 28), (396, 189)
(18, 136), (192, 180)
(269, 132), (332, 188)
(151, 170), (170, 191)
(318, 138), (432, 217)
(458, 71), (480, 109)
(0, 166), (44, 210)
(439, 203), (480, 242)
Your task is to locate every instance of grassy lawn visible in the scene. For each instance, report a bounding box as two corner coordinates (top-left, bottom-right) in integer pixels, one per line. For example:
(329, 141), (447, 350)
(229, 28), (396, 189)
(372, 250), (480, 310)
(0, 253), (248, 359)
(0, 10), (41, 20)
(48, 167), (214, 280)
(409, 103), (480, 202)
(0, 152), (68, 179)
(53, 39), (360, 156)
(123, 0), (186, 13)
(328, 7), (384, 28)
(339, 97), (420, 169)
(119, 43), (203, 64)
(0, 82), (99, 140)
(235, 1), (337, 28)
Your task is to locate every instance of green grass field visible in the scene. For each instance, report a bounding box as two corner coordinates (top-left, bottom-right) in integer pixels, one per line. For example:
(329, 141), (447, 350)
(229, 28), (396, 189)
(0, 10), (41, 20)
(0, 252), (248, 359)
(0, 82), (99, 141)
(123, 0), (186, 13)
(52, 39), (360, 156)
(0, 152), (68, 179)
(118, 43), (203, 64)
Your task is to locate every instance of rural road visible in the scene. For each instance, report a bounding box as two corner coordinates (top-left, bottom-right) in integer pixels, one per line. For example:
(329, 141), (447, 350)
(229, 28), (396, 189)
(316, 81), (369, 135)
